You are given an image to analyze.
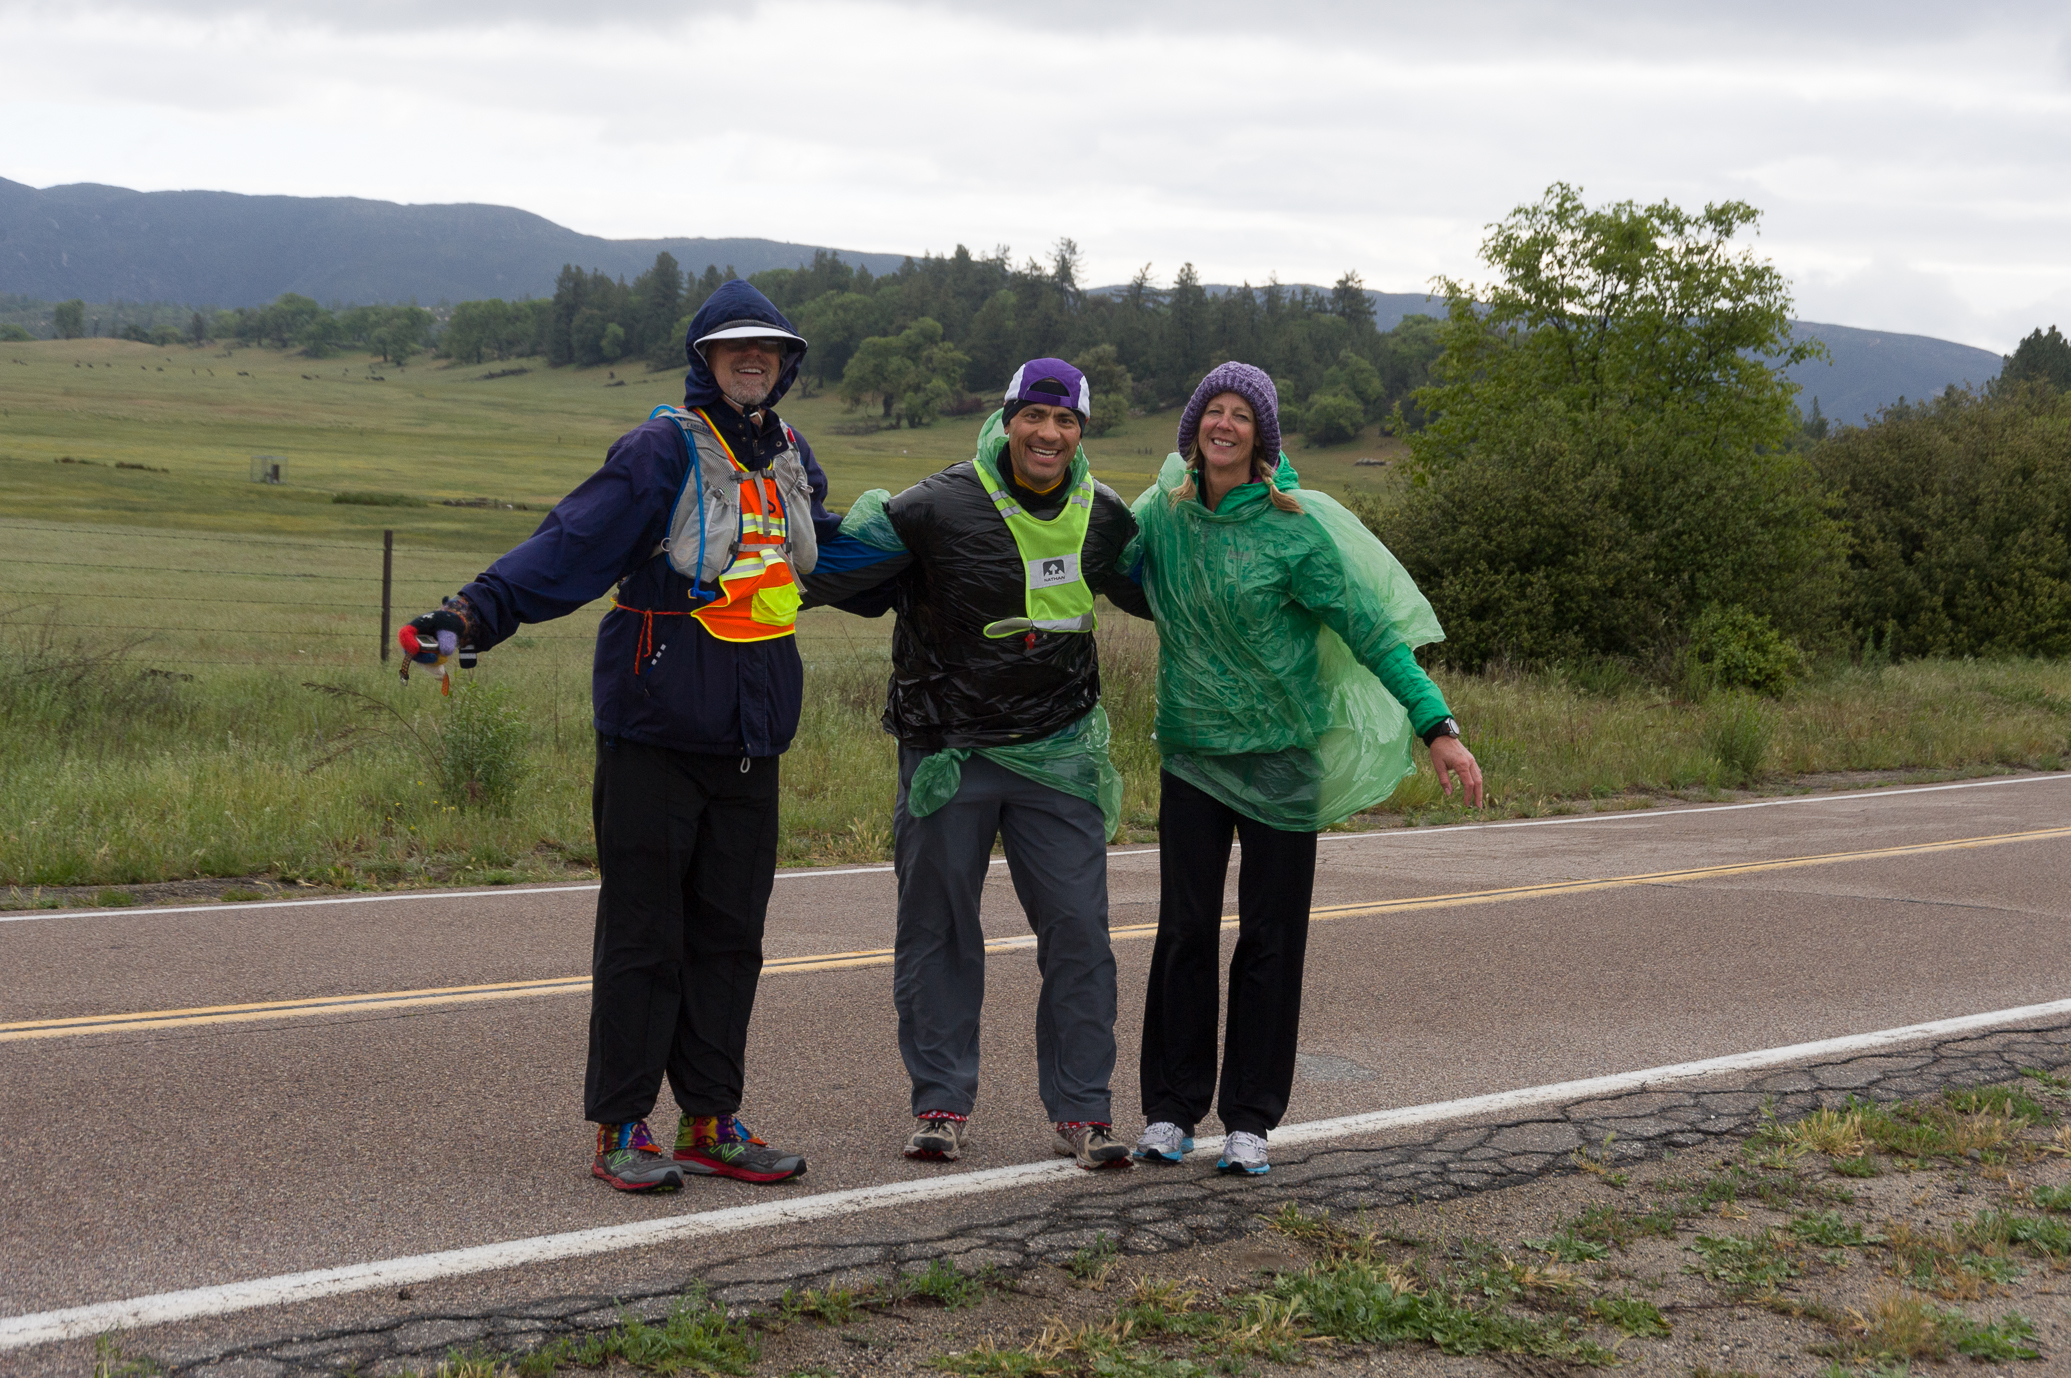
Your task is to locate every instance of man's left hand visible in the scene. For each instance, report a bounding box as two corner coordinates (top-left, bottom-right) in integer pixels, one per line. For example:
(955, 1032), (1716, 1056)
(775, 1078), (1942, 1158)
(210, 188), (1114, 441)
(1430, 735), (1485, 808)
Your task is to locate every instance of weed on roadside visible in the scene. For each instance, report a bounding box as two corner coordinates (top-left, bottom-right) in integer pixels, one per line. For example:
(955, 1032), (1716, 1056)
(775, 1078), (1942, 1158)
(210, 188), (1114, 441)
(1588, 1293), (1671, 1337)
(1688, 1228), (1801, 1296)
(1064, 1232), (1123, 1288)
(1820, 1290), (2042, 1365)
(896, 1257), (991, 1310)
(525, 1291), (757, 1375)
(92, 1336), (165, 1378)
(776, 1281), (874, 1327)
(1562, 1200), (1675, 1251)
(2031, 1183), (2071, 1211)
(1792, 1210), (1885, 1249)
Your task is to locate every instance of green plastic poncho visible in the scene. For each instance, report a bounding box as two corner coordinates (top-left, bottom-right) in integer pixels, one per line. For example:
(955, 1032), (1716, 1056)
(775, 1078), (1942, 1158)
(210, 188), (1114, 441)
(836, 434), (1126, 842)
(1126, 453), (1444, 831)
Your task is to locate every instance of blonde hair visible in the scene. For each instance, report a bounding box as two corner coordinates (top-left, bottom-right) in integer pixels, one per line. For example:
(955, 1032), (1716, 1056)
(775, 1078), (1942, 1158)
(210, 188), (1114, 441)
(1172, 439), (1302, 513)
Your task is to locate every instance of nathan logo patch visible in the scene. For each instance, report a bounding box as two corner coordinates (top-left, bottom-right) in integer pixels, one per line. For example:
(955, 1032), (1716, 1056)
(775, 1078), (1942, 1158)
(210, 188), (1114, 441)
(1029, 554), (1080, 588)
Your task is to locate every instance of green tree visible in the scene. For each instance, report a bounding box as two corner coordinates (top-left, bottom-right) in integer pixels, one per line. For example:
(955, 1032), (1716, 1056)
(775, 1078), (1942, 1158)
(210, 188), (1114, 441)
(1072, 344), (1133, 437)
(839, 317), (969, 427)
(598, 321), (627, 361)
(2000, 324), (2071, 393)
(1377, 183), (1840, 669)
(52, 299), (85, 339)
(1301, 390), (1365, 445)
(189, 311), (208, 344)
(1814, 384), (2071, 659)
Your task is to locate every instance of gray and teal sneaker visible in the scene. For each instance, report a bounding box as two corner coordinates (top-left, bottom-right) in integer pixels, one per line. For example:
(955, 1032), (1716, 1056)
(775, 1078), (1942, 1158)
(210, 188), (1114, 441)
(1053, 1121), (1132, 1170)
(1132, 1121), (1195, 1164)
(1217, 1130), (1270, 1176)
(593, 1120), (683, 1192)
(675, 1114), (807, 1184)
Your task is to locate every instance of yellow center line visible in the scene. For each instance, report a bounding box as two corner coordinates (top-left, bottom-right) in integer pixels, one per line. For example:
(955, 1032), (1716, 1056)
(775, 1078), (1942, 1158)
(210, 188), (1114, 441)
(8, 825), (2065, 1044)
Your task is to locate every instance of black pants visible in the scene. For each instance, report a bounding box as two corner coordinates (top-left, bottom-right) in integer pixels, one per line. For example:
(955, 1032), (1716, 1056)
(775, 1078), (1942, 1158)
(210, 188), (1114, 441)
(583, 734), (779, 1126)
(1140, 769), (1316, 1138)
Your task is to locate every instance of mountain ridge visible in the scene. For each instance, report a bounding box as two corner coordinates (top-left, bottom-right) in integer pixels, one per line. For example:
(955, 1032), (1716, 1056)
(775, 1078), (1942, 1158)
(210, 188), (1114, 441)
(2, 177), (2004, 422)
(0, 177), (910, 306)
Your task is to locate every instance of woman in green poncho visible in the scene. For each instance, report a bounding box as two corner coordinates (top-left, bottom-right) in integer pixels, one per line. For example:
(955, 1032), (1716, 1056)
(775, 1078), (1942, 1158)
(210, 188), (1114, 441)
(1127, 362), (1484, 1177)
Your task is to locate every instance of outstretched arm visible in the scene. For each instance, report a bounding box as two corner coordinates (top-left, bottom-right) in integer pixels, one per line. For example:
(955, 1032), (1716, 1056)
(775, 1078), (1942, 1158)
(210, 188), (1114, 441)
(1291, 542), (1485, 807)
(456, 424), (678, 651)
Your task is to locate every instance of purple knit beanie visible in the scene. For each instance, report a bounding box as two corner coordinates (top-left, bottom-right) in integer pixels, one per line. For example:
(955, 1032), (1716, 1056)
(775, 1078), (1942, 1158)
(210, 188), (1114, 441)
(1176, 362), (1281, 466)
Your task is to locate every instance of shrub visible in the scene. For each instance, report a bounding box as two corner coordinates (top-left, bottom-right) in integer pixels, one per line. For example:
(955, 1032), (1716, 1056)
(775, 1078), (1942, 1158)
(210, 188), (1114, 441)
(1302, 390), (1365, 445)
(438, 679), (526, 812)
(1815, 384), (2071, 660)
(1686, 604), (1804, 695)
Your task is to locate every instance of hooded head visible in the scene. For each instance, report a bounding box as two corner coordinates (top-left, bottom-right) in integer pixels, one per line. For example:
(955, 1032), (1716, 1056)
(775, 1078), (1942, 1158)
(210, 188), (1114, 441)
(681, 280), (809, 411)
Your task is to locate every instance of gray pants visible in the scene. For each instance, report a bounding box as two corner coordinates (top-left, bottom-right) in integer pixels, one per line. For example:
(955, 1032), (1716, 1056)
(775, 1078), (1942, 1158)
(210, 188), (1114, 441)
(893, 746), (1116, 1124)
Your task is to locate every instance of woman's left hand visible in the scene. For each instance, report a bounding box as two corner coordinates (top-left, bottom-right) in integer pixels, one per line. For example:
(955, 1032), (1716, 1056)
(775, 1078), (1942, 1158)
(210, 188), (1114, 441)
(1430, 736), (1485, 808)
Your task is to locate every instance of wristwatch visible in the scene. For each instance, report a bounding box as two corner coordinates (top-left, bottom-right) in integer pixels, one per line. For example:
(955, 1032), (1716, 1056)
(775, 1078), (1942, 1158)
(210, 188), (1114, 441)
(1421, 717), (1461, 746)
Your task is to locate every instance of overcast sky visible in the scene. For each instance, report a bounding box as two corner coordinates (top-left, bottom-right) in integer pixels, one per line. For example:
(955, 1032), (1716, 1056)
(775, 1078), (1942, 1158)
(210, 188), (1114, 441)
(5, 0), (2066, 350)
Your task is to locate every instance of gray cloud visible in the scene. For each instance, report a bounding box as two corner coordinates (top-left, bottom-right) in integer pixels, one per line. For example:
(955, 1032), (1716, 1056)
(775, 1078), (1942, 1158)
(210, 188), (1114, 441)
(5, 0), (2067, 348)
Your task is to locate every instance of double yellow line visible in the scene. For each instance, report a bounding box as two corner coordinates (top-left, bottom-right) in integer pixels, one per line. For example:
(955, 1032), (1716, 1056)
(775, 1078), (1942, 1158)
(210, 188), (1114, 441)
(8, 825), (2066, 1045)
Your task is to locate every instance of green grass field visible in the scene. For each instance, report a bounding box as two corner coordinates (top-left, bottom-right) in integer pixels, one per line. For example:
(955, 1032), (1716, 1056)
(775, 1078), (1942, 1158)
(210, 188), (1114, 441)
(3, 338), (2066, 897)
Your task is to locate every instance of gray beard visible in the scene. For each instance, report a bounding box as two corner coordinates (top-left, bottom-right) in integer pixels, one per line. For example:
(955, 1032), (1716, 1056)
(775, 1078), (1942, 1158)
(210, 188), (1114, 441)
(721, 378), (773, 410)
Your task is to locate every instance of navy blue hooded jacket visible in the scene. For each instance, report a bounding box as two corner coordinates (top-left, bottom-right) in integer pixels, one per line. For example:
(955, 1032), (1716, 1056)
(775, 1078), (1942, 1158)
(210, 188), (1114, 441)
(459, 281), (839, 757)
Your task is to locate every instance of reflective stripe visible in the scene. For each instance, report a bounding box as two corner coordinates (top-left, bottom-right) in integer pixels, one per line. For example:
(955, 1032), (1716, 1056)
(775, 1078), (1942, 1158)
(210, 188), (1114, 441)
(982, 614), (1099, 636)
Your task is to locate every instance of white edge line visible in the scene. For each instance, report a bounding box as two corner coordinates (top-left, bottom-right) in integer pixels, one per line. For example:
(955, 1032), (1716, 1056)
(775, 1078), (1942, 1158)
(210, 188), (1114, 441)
(7, 772), (2066, 924)
(8, 994), (2071, 1351)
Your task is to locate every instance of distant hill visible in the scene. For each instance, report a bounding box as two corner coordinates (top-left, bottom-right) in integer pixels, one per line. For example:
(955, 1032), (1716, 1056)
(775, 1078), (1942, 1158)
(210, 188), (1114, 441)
(3, 175), (2006, 422)
(0, 177), (910, 307)
(1781, 321), (2001, 425)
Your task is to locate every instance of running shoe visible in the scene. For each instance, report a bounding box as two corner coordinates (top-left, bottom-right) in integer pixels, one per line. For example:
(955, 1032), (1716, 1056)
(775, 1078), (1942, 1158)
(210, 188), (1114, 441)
(1053, 1121), (1133, 1170)
(1132, 1121), (1195, 1164)
(675, 1114), (807, 1183)
(904, 1113), (971, 1161)
(1217, 1130), (1270, 1176)
(592, 1120), (684, 1192)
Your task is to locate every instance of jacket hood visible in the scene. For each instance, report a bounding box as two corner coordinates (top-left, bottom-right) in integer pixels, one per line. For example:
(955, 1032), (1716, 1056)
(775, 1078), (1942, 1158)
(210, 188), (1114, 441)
(974, 407), (1090, 492)
(682, 280), (807, 410)
(1155, 452), (1300, 517)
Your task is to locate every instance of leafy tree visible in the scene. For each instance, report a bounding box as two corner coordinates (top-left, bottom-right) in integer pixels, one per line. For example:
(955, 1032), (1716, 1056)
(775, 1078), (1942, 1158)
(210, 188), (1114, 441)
(0, 323), (32, 341)
(52, 299), (85, 339)
(189, 311), (208, 344)
(1072, 344), (1133, 437)
(599, 322), (627, 362)
(1301, 390), (1365, 445)
(839, 317), (970, 427)
(1814, 383), (2071, 659)
(2000, 325), (2071, 393)
(790, 289), (892, 384)
(1374, 183), (1840, 669)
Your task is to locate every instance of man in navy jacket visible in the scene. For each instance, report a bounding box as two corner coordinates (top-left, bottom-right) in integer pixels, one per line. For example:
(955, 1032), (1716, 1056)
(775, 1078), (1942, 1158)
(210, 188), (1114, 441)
(410, 281), (834, 1191)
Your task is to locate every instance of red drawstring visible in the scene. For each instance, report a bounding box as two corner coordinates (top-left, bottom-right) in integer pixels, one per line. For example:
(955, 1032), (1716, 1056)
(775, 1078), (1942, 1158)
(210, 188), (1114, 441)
(612, 598), (699, 675)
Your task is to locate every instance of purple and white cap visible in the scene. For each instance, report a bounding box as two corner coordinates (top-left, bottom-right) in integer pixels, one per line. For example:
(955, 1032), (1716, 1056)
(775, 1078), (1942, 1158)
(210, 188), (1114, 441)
(1003, 357), (1091, 420)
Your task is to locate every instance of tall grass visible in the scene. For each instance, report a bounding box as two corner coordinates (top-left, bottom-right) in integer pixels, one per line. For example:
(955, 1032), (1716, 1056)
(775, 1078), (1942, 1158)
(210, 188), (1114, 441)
(3, 603), (2068, 891)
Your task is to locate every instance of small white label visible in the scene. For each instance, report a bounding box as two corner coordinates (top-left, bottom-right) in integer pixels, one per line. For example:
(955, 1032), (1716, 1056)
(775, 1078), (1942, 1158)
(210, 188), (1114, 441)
(1028, 553), (1080, 588)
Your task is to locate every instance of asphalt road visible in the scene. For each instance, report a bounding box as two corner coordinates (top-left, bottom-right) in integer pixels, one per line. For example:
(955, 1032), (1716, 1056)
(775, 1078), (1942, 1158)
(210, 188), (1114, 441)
(4, 774), (2068, 1342)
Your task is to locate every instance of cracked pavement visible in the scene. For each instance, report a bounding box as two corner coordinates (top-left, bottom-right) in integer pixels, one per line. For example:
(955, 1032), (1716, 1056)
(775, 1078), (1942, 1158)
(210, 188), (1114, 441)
(4, 774), (2068, 1374)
